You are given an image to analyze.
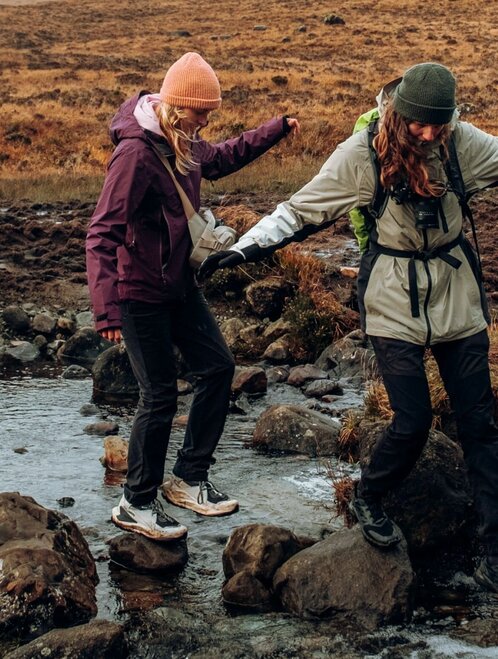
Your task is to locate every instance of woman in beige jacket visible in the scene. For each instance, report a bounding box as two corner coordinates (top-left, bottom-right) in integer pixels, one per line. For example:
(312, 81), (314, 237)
(200, 63), (498, 593)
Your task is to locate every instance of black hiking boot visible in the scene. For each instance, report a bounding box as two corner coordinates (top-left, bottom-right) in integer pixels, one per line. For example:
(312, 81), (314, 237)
(349, 484), (402, 549)
(474, 557), (498, 594)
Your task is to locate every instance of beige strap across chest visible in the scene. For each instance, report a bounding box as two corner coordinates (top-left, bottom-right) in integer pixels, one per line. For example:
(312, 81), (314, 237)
(152, 147), (196, 220)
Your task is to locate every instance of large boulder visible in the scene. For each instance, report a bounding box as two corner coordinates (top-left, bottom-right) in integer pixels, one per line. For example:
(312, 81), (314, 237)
(3, 341), (39, 363)
(57, 328), (112, 368)
(273, 526), (414, 628)
(91, 345), (138, 404)
(223, 524), (314, 583)
(0, 492), (98, 643)
(357, 421), (474, 554)
(221, 524), (314, 612)
(252, 404), (341, 456)
(4, 620), (128, 659)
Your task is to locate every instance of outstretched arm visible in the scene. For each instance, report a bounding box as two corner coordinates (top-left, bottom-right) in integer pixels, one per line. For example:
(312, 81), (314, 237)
(198, 117), (299, 180)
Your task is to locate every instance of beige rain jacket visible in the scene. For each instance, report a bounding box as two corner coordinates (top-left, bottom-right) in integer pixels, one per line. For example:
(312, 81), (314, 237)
(231, 121), (498, 345)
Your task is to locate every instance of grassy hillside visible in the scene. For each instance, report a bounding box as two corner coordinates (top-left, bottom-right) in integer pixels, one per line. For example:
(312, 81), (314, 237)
(1, 0), (497, 201)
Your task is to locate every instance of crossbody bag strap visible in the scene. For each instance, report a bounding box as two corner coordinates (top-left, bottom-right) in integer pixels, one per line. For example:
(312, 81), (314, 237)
(150, 144), (196, 220)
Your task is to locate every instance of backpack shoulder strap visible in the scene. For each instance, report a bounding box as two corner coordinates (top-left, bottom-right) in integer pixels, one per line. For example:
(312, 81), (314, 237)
(360, 119), (389, 222)
(443, 134), (483, 279)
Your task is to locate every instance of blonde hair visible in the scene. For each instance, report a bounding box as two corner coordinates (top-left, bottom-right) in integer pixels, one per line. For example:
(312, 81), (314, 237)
(374, 102), (452, 197)
(155, 102), (198, 176)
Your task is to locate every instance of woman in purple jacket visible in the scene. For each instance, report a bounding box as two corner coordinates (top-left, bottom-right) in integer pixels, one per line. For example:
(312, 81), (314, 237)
(86, 52), (299, 541)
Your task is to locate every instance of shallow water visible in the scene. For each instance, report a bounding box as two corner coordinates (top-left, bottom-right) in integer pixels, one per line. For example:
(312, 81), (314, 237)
(1, 368), (497, 657)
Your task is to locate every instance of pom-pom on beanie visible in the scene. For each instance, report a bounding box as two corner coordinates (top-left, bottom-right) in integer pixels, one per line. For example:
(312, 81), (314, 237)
(393, 62), (456, 125)
(159, 52), (221, 110)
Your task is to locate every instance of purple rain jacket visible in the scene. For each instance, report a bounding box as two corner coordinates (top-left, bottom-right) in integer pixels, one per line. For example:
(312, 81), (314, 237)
(86, 91), (290, 332)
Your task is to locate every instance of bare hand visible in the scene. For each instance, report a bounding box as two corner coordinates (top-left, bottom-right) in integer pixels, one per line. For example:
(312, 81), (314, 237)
(99, 328), (122, 343)
(286, 117), (301, 136)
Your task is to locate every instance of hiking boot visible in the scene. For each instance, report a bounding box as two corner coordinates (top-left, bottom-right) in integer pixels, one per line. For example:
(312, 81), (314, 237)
(349, 484), (402, 549)
(111, 495), (188, 541)
(474, 557), (498, 593)
(162, 476), (239, 516)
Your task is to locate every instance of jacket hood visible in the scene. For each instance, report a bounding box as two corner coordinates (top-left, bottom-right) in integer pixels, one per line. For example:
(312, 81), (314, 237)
(375, 76), (402, 116)
(109, 91), (150, 145)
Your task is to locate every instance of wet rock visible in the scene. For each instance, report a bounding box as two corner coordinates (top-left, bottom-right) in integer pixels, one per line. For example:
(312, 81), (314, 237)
(287, 364), (328, 387)
(108, 534), (188, 573)
(57, 327), (112, 368)
(222, 570), (273, 611)
(262, 334), (292, 362)
(13, 447), (28, 454)
(47, 339), (65, 357)
(4, 620), (128, 658)
(2, 305), (30, 333)
(252, 404), (341, 456)
(84, 420), (119, 436)
(223, 523), (314, 583)
(266, 365), (290, 384)
(79, 403), (100, 416)
(244, 277), (293, 320)
(315, 329), (376, 381)
(303, 379), (343, 398)
(91, 344), (139, 403)
(4, 340), (39, 363)
(101, 435), (128, 473)
(273, 526), (413, 627)
(232, 366), (267, 395)
(32, 313), (56, 335)
(57, 497), (75, 508)
(0, 492), (98, 643)
(357, 422), (473, 554)
(262, 317), (292, 342)
(62, 364), (91, 379)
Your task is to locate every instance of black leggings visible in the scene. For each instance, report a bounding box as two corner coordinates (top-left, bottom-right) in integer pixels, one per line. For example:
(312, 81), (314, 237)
(120, 288), (235, 506)
(361, 330), (498, 555)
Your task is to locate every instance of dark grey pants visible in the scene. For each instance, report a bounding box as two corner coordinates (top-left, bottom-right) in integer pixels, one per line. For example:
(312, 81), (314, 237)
(120, 289), (235, 506)
(361, 330), (498, 555)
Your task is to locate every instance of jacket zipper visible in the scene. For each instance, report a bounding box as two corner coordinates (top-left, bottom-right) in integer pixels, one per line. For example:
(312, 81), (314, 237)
(422, 229), (432, 346)
(160, 210), (172, 283)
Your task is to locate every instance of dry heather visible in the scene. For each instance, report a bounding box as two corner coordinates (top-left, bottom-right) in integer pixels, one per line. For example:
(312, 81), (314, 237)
(1, 0), (498, 200)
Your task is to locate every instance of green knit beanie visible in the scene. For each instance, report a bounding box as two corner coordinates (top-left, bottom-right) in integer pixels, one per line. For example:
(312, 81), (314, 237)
(393, 63), (456, 125)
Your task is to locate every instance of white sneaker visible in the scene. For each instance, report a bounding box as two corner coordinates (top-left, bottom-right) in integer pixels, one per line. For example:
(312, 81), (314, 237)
(111, 495), (187, 541)
(162, 476), (239, 516)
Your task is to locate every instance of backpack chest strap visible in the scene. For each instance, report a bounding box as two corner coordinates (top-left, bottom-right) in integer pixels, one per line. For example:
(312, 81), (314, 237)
(370, 233), (463, 318)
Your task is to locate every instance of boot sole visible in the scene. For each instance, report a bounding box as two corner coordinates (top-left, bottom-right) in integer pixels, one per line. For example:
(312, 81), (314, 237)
(111, 512), (188, 541)
(162, 490), (239, 517)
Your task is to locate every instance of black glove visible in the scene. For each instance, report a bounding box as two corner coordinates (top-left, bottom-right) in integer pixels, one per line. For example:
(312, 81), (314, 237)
(197, 244), (266, 280)
(197, 250), (245, 280)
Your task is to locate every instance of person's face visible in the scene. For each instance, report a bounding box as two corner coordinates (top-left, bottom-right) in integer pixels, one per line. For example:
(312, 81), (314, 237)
(180, 108), (212, 134)
(407, 121), (445, 143)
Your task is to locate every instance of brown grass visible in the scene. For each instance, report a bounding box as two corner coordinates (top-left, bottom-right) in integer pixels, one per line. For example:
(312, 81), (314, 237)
(1, 0), (497, 201)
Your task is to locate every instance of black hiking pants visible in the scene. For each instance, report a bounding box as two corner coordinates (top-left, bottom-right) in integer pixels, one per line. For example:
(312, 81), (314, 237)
(120, 288), (235, 506)
(360, 330), (498, 555)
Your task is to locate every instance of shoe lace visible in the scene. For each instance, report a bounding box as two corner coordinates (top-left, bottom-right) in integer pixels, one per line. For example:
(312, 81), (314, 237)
(151, 498), (178, 525)
(198, 480), (223, 504)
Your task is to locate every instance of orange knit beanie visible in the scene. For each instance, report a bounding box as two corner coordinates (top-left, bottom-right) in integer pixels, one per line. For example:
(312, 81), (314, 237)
(159, 52), (221, 109)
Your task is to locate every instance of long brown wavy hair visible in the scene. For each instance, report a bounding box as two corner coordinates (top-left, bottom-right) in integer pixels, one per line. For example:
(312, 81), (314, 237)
(155, 102), (198, 176)
(373, 102), (452, 197)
